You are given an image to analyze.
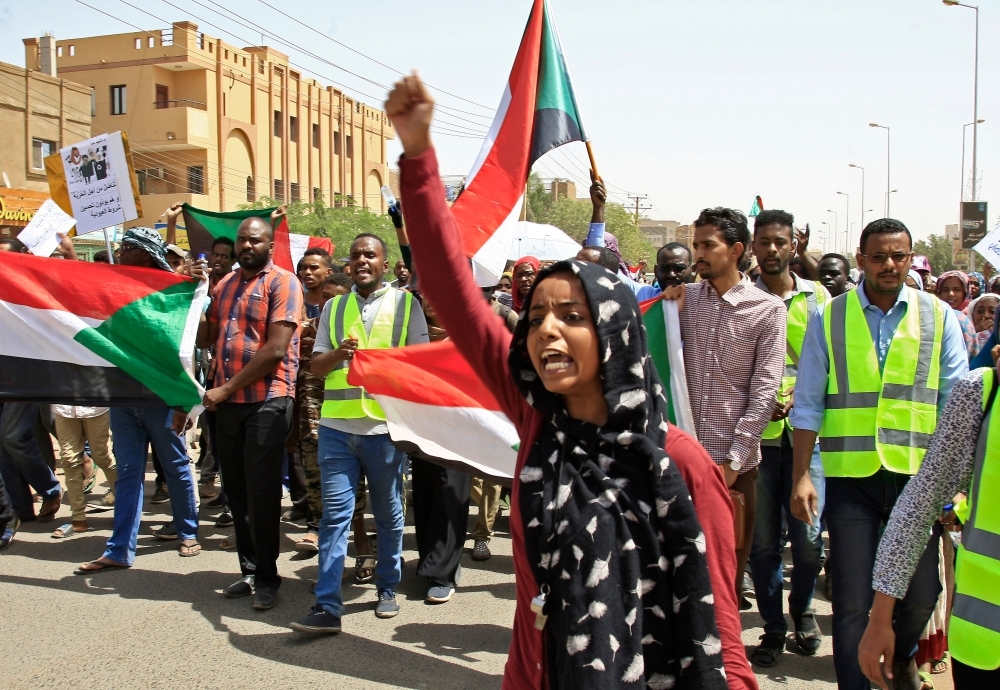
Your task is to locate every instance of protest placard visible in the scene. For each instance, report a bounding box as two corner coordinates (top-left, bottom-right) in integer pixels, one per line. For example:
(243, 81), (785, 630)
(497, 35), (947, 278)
(17, 199), (77, 257)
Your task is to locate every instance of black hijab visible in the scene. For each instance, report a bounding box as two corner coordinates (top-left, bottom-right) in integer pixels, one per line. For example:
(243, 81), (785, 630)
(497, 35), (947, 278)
(509, 260), (726, 690)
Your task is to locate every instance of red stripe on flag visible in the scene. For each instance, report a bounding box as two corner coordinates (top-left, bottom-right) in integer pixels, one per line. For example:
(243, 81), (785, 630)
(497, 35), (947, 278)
(308, 237), (335, 254)
(638, 294), (664, 316)
(348, 340), (503, 411)
(271, 217), (294, 272)
(450, 0), (545, 258)
(0, 252), (189, 320)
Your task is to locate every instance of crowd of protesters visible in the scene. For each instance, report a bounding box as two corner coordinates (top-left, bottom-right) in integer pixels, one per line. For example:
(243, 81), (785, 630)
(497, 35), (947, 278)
(1, 72), (999, 689)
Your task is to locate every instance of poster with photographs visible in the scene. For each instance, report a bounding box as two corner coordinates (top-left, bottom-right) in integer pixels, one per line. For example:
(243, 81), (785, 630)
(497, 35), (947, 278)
(60, 132), (138, 234)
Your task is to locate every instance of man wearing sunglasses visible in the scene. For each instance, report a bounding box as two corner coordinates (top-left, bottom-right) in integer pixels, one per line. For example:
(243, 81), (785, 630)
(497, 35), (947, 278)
(788, 218), (968, 689)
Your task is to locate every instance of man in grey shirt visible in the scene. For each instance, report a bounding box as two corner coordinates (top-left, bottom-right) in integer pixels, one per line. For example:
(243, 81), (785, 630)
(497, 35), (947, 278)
(291, 233), (428, 634)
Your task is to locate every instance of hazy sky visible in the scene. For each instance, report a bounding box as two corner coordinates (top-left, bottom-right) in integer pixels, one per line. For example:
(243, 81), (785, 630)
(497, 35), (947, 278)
(3, 0), (996, 251)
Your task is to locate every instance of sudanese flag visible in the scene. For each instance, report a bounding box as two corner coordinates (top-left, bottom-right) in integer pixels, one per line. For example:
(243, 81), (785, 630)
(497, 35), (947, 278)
(181, 204), (334, 271)
(452, 0), (589, 286)
(0, 252), (206, 411)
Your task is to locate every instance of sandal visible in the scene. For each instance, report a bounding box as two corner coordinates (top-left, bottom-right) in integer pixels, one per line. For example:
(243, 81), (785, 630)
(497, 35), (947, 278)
(294, 531), (319, 553)
(219, 535), (238, 551)
(931, 653), (949, 674)
(179, 541), (202, 557)
(750, 633), (786, 668)
(38, 493), (63, 521)
(355, 555), (376, 583)
(918, 671), (934, 690)
(74, 558), (130, 575)
(52, 521), (88, 538)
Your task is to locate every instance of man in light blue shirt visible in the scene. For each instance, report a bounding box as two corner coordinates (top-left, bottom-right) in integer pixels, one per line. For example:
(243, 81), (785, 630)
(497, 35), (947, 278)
(787, 218), (967, 690)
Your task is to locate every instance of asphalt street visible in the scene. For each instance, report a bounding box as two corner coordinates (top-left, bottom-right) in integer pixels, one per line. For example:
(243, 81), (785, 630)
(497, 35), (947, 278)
(0, 465), (953, 690)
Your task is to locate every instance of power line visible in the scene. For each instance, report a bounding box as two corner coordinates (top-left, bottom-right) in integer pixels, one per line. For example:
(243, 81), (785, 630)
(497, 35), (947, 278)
(254, 0), (495, 116)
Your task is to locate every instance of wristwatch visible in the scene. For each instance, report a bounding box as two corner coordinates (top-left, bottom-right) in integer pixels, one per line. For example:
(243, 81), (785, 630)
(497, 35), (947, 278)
(729, 459), (741, 472)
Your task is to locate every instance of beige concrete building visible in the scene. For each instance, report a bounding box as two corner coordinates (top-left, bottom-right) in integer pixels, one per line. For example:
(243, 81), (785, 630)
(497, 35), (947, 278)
(639, 219), (683, 248)
(0, 40), (92, 238)
(24, 21), (396, 227)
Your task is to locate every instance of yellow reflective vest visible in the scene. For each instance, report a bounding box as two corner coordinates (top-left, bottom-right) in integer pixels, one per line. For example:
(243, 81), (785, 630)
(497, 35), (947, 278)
(760, 279), (830, 440)
(950, 367), (1000, 670)
(320, 288), (413, 421)
(819, 288), (946, 477)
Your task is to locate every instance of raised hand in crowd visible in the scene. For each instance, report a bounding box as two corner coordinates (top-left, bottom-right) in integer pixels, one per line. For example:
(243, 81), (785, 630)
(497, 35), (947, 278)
(589, 172), (606, 224)
(385, 71), (434, 158)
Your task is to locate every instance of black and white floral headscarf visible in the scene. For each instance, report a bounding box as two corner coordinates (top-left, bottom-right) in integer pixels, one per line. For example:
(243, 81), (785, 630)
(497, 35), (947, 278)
(509, 260), (726, 690)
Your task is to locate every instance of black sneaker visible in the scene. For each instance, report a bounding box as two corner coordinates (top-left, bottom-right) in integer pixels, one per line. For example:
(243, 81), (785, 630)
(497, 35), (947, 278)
(281, 507), (308, 523)
(150, 483), (170, 505)
(290, 606), (342, 634)
(253, 586), (278, 610)
(154, 523), (178, 540)
(206, 494), (226, 509)
(215, 507), (234, 528)
(0, 517), (21, 552)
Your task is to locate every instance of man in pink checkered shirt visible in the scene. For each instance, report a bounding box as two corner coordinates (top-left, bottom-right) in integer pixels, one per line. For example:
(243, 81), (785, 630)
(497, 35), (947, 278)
(662, 207), (786, 607)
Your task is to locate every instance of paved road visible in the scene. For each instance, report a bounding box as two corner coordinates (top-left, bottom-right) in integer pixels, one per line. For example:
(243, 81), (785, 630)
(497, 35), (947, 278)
(0, 467), (953, 690)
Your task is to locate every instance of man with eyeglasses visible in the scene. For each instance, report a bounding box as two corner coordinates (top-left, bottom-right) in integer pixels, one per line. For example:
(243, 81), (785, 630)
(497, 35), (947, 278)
(788, 218), (968, 689)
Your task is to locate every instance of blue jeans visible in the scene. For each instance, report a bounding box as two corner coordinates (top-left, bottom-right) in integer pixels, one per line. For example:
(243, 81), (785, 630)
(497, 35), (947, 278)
(826, 469), (942, 690)
(0, 403), (61, 519)
(104, 407), (198, 565)
(750, 439), (826, 635)
(315, 426), (404, 616)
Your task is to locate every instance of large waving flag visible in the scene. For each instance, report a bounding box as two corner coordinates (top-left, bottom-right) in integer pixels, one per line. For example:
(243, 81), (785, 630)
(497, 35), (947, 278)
(0, 252), (206, 411)
(348, 341), (520, 481)
(452, 0), (588, 286)
(347, 300), (693, 479)
(181, 204), (334, 272)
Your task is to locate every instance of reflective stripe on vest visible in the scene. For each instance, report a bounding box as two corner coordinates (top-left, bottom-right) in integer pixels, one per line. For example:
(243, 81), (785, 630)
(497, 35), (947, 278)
(320, 288), (413, 421)
(762, 284), (826, 440)
(819, 288), (944, 477)
(950, 366), (1000, 670)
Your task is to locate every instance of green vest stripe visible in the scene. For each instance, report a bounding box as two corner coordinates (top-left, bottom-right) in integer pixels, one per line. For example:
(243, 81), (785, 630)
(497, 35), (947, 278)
(950, 366), (1000, 669)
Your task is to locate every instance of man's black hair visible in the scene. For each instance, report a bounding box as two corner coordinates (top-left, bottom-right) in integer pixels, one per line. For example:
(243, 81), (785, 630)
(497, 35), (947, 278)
(658, 242), (692, 263)
(859, 218), (912, 254)
(212, 236), (236, 259)
(93, 249), (110, 263)
(303, 246), (332, 267)
(694, 207), (751, 249)
(580, 246), (620, 273)
(0, 238), (28, 253)
(820, 253), (851, 273)
(352, 232), (388, 259)
(753, 209), (795, 238)
(325, 273), (354, 289)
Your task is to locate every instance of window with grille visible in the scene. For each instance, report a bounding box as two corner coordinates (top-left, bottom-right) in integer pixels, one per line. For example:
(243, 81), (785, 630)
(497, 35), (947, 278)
(188, 166), (204, 194)
(290, 183), (300, 202)
(274, 179), (284, 202)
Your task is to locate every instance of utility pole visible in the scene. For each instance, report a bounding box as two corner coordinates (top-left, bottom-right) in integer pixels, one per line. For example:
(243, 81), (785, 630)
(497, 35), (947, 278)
(628, 194), (650, 224)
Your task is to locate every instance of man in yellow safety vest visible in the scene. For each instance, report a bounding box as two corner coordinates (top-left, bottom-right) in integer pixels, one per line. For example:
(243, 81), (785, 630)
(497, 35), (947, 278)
(859, 362), (1000, 688)
(748, 210), (830, 668)
(290, 233), (428, 635)
(789, 218), (969, 689)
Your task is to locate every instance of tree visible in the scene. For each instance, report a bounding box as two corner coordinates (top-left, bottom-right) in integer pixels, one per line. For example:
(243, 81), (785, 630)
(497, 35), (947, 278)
(239, 195), (400, 265)
(912, 233), (955, 276)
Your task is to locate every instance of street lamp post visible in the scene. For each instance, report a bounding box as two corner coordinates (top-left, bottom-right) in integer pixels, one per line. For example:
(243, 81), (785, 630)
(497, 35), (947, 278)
(944, 1), (980, 201)
(961, 119), (986, 200)
(884, 190), (898, 215)
(869, 123), (891, 215)
(849, 163), (866, 231)
(827, 209), (839, 252)
(821, 221), (831, 253)
(837, 191), (850, 252)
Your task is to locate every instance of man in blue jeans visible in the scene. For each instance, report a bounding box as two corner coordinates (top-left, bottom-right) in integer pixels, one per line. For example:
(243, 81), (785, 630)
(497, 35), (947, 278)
(790, 219), (968, 689)
(0, 403), (62, 523)
(748, 210), (829, 667)
(74, 228), (202, 573)
(291, 233), (427, 634)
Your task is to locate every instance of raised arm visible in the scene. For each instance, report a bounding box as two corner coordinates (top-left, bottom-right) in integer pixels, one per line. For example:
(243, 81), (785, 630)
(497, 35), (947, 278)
(388, 73), (528, 427)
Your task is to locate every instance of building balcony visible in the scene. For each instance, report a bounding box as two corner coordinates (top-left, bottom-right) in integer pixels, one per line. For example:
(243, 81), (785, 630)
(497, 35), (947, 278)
(139, 103), (211, 151)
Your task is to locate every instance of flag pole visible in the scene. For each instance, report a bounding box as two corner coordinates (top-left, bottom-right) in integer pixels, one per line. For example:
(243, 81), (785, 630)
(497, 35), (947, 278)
(585, 140), (600, 181)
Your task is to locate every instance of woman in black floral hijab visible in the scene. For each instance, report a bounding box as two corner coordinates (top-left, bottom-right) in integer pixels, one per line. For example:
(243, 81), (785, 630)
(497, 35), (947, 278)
(509, 259), (726, 690)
